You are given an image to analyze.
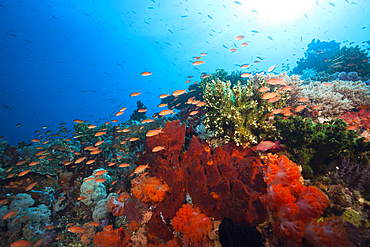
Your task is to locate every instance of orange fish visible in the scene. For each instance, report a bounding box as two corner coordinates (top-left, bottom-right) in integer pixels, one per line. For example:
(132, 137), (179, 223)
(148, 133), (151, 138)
(77, 196), (87, 200)
(255, 140), (280, 151)
(134, 164), (149, 174)
(129, 137), (139, 142)
(172, 90), (187, 96)
(158, 103), (167, 108)
(138, 109), (147, 113)
(312, 105), (323, 110)
(75, 157), (86, 164)
(25, 182), (37, 191)
(189, 111), (198, 116)
(146, 128), (163, 137)
(141, 119), (154, 124)
(241, 42), (249, 47)
(130, 92), (141, 97)
(268, 65), (276, 73)
(28, 161), (39, 166)
(18, 170), (31, 177)
(89, 222), (100, 227)
(94, 132), (106, 137)
(267, 97), (280, 103)
(346, 125), (357, 131)
(85, 177), (95, 182)
(258, 87), (270, 93)
(68, 226), (84, 234)
(159, 109), (174, 116)
(192, 61), (205, 66)
(73, 119), (84, 123)
(266, 78), (286, 85)
(261, 92), (278, 100)
(95, 170), (107, 176)
(0, 199), (9, 205)
(281, 86), (293, 91)
(95, 141), (104, 146)
(119, 163), (130, 168)
(200, 52), (207, 56)
(35, 151), (46, 156)
(31, 139), (40, 142)
(241, 64), (250, 69)
(43, 225), (54, 230)
(193, 56), (202, 60)
(16, 160), (27, 166)
(152, 146), (165, 152)
(230, 48), (237, 53)
(90, 150), (101, 155)
(3, 210), (18, 220)
(323, 82), (333, 87)
(295, 105), (306, 112)
(271, 109), (283, 115)
(10, 240), (31, 247)
(115, 111), (124, 117)
(235, 35), (244, 40)
(241, 73), (252, 78)
(33, 239), (43, 247)
(297, 97), (309, 102)
(141, 72), (152, 76)
(95, 178), (106, 183)
(196, 101), (206, 107)
(159, 94), (169, 99)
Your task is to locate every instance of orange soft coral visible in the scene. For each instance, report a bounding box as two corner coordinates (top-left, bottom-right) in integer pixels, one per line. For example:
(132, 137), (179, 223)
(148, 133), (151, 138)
(106, 192), (129, 217)
(93, 225), (130, 247)
(171, 204), (212, 247)
(131, 175), (170, 203)
(260, 154), (348, 246)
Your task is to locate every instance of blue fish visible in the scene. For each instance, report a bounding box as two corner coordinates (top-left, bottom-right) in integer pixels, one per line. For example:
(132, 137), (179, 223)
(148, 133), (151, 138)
(168, 29), (174, 34)
(304, 13), (308, 18)
(222, 44), (228, 49)
(234, 1), (242, 5)
(208, 15), (213, 20)
(267, 36), (274, 41)
(329, 2), (335, 6)
(181, 15), (188, 18)
(251, 30), (259, 33)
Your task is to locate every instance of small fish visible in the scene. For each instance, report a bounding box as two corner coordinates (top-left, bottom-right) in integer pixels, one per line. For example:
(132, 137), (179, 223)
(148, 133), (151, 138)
(16, 123), (22, 127)
(241, 73), (252, 78)
(146, 128), (163, 137)
(268, 65), (276, 72)
(119, 163), (130, 168)
(95, 178), (106, 183)
(200, 53), (207, 56)
(295, 105), (307, 112)
(267, 97), (280, 103)
(258, 87), (270, 93)
(130, 92), (141, 97)
(281, 86), (293, 91)
(241, 64), (250, 69)
(235, 35), (244, 40)
(3, 210), (18, 220)
(68, 226), (84, 234)
(323, 82), (333, 87)
(271, 109), (283, 115)
(251, 30), (259, 33)
(159, 109), (174, 116)
(134, 164), (149, 174)
(241, 42), (249, 47)
(329, 2), (335, 7)
(234, 1), (242, 5)
(141, 72), (152, 76)
(10, 240), (31, 247)
(18, 170), (31, 177)
(94, 132), (106, 137)
(254, 140), (280, 151)
(312, 105), (323, 110)
(129, 137), (139, 142)
(267, 36), (274, 41)
(152, 146), (165, 152)
(230, 48), (237, 53)
(192, 60), (205, 66)
(189, 110), (198, 115)
(297, 97), (309, 102)
(172, 90), (187, 96)
(266, 78), (286, 85)
(262, 92), (278, 100)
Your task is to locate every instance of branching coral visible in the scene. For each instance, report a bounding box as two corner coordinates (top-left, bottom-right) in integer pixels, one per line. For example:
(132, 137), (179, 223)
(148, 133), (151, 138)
(171, 204), (212, 247)
(203, 75), (287, 145)
(131, 175), (170, 203)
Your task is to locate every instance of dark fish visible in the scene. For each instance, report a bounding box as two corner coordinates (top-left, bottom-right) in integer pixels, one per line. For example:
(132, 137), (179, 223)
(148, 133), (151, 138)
(222, 44), (228, 49)
(362, 27), (366, 29)
(16, 123), (22, 127)
(1, 104), (11, 110)
(251, 30), (259, 33)
(6, 33), (18, 37)
(144, 19), (150, 24)
(267, 36), (274, 41)
(234, 1), (242, 5)
(329, 2), (335, 6)
(168, 29), (173, 34)
(181, 15), (188, 18)
(148, 6), (154, 9)
(208, 15), (213, 20)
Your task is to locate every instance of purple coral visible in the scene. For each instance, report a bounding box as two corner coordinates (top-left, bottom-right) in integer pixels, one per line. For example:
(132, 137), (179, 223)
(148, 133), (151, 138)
(337, 157), (370, 190)
(331, 71), (361, 82)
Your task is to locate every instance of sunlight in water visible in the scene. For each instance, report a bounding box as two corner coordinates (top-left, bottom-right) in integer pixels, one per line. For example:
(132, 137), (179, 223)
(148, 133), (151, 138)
(236, 0), (318, 23)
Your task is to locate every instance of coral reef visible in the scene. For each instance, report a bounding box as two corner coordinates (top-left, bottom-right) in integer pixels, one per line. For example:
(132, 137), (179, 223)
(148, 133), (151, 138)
(274, 115), (370, 177)
(131, 175), (170, 203)
(337, 157), (370, 191)
(130, 100), (148, 122)
(327, 45), (370, 77)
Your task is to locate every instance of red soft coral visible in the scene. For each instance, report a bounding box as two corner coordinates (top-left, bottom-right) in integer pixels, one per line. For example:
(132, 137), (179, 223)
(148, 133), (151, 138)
(171, 204), (212, 247)
(131, 175), (170, 203)
(106, 193), (129, 217)
(93, 225), (130, 247)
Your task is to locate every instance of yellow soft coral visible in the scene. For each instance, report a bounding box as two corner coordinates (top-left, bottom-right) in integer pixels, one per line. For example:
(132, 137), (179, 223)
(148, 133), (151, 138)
(131, 175), (170, 203)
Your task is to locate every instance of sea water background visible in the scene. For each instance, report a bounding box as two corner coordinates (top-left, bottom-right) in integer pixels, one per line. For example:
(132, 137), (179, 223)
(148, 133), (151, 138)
(0, 0), (369, 145)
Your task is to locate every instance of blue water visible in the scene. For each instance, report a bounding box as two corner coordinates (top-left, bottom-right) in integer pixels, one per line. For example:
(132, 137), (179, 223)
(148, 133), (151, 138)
(0, 0), (369, 145)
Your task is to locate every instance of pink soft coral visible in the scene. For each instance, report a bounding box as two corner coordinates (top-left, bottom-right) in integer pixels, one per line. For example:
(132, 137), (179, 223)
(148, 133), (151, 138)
(171, 204), (212, 247)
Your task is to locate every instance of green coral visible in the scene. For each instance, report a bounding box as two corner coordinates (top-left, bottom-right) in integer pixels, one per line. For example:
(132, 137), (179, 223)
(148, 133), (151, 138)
(199, 69), (250, 91)
(326, 45), (370, 77)
(274, 116), (370, 177)
(203, 77), (287, 146)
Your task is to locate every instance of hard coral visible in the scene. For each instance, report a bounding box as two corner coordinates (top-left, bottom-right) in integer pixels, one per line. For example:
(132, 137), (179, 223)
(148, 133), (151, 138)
(131, 175), (170, 203)
(171, 204), (212, 247)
